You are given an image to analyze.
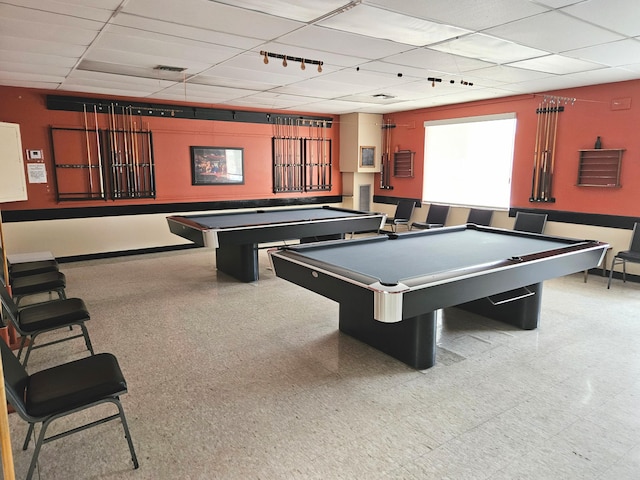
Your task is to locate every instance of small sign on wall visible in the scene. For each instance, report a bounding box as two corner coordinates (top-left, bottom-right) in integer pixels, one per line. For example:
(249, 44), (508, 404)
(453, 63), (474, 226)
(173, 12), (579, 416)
(27, 163), (47, 183)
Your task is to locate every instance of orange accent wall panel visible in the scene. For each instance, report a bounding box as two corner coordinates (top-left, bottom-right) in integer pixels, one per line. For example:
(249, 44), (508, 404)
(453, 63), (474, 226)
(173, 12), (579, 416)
(379, 79), (640, 217)
(0, 86), (339, 211)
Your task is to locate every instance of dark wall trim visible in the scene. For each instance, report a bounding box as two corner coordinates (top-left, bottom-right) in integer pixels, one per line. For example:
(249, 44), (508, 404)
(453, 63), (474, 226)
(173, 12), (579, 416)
(2, 196), (343, 222)
(373, 195), (423, 208)
(46, 95), (333, 127)
(374, 196), (638, 230)
(509, 207), (639, 230)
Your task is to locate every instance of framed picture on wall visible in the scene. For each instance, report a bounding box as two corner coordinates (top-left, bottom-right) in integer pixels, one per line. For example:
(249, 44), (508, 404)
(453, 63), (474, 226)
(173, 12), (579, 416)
(191, 146), (244, 185)
(360, 146), (375, 167)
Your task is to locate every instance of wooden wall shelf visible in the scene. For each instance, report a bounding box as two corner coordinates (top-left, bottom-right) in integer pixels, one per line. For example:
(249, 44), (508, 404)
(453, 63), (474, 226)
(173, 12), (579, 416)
(577, 149), (624, 188)
(393, 150), (414, 178)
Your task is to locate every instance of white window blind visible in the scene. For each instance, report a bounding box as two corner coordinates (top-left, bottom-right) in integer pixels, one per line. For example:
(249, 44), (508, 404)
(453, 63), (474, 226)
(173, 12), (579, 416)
(423, 114), (516, 209)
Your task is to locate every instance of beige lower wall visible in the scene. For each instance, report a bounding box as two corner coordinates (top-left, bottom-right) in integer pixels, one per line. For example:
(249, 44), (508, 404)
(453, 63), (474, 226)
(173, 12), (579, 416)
(2, 202), (636, 276)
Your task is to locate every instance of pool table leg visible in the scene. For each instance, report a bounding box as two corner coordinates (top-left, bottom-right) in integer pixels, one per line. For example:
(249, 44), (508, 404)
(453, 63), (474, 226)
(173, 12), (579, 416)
(215, 243), (258, 282)
(339, 303), (437, 370)
(456, 282), (542, 330)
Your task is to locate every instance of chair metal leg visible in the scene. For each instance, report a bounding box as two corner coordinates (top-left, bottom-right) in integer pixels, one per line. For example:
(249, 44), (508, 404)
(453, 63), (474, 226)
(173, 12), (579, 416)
(622, 259), (627, 283)
(80, 323), (95, 355)
(16, 335), (28, 361)
(113, 397), (140, 469)
(26, 419), (50, 480)
(23, 423), (35, 450)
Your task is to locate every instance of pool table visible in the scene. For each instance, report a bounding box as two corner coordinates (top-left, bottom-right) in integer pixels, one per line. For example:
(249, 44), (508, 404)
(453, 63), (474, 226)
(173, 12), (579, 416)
(166, 206), (386, 282)
(268, 224), (609, 369)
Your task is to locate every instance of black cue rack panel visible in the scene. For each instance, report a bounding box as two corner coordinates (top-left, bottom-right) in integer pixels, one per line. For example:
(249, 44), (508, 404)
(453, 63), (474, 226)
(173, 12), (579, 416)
(50, 126), (155, 201)
(393, 150), (414, 178)
(272, 118), (331, 193)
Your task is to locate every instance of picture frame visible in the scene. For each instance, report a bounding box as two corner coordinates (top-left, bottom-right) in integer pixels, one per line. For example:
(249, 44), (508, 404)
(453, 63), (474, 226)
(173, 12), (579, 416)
(360, 146), (375, 167)
(191, 146), (244, 185)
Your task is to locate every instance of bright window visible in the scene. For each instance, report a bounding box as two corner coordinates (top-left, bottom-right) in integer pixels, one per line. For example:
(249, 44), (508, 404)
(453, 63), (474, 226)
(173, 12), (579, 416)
(423, 113), (516, 209)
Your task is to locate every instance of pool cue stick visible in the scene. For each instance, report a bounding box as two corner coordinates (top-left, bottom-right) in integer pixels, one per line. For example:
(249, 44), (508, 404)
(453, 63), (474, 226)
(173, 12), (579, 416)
(109, 104), (119, 198)
(121, 106), (131, 196)
(93, 105), (104, 199)
(535, 101), (548, 200)
(540, 100), (552, 200)
(83, 104), (94, 194)
(547, 100), (560, 200)
(530, 103), (543, 200)
(132, 110), (140, 196)
(146, 122), (155, 196)
(139, 113), (147, 194)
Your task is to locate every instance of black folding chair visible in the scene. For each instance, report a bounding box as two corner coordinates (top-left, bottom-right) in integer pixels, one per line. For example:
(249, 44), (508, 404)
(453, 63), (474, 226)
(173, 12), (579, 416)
(411, 204), (449, 230)
(0, 281), (93, 367)
(608, 222), (640, 289)
(384, 199), (416, 232)
(1, 269), (67, 307)
(0, 246), (59, 279)
(513, 212), (547, 234)
(0, 339), (139, 479)
(466, 208), (493, 226)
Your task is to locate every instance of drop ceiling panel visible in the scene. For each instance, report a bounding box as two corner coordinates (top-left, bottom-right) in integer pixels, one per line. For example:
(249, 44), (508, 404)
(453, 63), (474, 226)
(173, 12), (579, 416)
(112, 15), (262, 50)
(277, 25), (411, 60)
(212, 0), (351, 23)
(0, 35), (88, 58)
(0, 50), (78, 68)
(121, 0), (303, 40)
(9, 0), (123, 21)
(509, 54), (606, 75)
(366, 0), (551, 31)
(382, 48), (494, 74)
(317, 4), (470, 47)
(564, 39), (640, 67)
(563, 0), (640, 37)
(431, 33), (549, 64)
(485, 11), (624, 52)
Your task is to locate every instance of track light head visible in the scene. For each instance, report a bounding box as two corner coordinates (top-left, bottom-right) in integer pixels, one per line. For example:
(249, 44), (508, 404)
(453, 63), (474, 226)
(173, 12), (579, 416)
(300, 59), (305, 70)
(317, 63), (322, 73)
(282, 57), (287, 67)
(263, 52), (268, 64)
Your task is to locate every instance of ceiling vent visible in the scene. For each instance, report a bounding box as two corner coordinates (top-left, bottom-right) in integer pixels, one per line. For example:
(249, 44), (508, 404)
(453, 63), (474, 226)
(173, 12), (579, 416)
(154, 65), (187, 72)
(372, 94), (395, 100)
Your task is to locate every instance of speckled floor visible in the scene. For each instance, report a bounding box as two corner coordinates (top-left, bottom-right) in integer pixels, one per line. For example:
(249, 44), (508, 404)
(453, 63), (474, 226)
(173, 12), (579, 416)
(6, 247), (640, 479)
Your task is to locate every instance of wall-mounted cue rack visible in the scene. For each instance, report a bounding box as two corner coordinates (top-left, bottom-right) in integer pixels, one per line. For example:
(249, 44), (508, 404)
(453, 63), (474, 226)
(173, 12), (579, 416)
(380, 120), (395, 189)
(272, 117), (331, 193)
(50, 104), (155, 201)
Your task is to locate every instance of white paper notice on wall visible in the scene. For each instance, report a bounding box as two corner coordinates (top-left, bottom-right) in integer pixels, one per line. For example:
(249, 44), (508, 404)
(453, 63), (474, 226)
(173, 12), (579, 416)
(27, 163), (47, 183)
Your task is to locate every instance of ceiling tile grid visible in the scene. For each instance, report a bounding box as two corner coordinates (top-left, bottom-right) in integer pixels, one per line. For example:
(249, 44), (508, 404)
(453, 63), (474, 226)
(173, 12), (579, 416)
(0, 0), (638, 112)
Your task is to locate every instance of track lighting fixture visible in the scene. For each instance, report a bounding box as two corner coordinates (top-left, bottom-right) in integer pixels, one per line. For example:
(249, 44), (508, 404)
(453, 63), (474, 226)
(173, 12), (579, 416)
(259, 51), (323, 73)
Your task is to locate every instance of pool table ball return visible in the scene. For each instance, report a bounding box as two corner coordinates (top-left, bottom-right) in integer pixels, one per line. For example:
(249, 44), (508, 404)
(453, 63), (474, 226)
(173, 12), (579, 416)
(268, 224), (609, 369)
(166, 206), (386, 282)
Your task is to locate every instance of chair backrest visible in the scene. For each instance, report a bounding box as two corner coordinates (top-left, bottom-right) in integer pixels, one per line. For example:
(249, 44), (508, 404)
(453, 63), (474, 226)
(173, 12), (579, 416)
(0, 337), (30, 420)
(0, 281), (20, 327)
(629, 222), (640, 253)
(514, 212), (547, 234)
(425, 204), (449, 224)
(467, 208), (493, 226)
(393, 199), (415, 221)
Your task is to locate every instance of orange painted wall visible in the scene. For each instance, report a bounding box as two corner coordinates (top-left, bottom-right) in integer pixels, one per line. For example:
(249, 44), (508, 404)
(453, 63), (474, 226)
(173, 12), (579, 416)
(0, 86), (340, 211)
(379, 79), (640, 217)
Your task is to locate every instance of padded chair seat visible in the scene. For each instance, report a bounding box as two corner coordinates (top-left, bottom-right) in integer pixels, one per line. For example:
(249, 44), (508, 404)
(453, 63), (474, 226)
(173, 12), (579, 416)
(616, 250), (640, 262)
(10, 271), (66, 295)
(26, 353), (126, 417)
(10, 259), (59, 278)
(411, 221), (444, 229)
(18, 298), (89, 333)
